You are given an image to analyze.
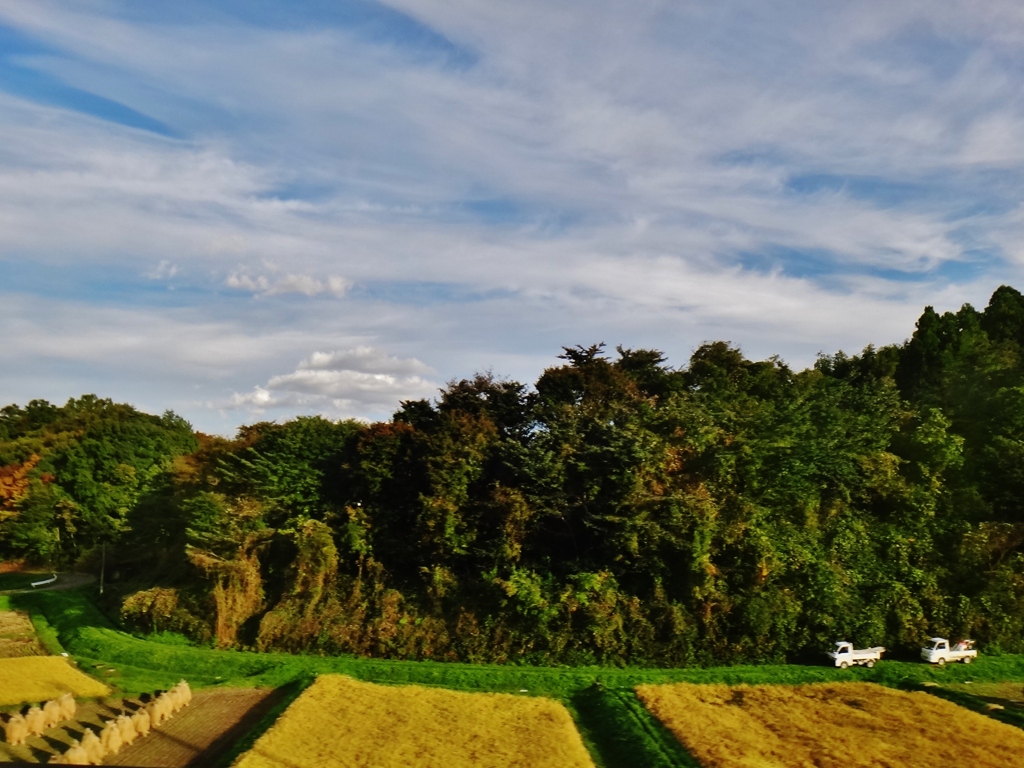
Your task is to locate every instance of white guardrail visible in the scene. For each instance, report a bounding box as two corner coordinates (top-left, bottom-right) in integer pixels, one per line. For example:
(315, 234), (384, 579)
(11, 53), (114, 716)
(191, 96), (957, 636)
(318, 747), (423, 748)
(31, 573), (57, 588)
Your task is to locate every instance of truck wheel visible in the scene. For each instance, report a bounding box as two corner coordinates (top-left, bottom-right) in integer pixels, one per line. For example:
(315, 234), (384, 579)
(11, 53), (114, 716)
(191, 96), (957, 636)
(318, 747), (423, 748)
(840, 661), (849, 670)
(937, 657), (946, 667)
(866, 660), (875, 668)
(962, 656), (972, 665)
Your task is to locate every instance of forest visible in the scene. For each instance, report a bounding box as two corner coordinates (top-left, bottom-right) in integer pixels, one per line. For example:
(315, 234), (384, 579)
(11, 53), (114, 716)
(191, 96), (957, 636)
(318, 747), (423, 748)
(3, 285), (1024, 668)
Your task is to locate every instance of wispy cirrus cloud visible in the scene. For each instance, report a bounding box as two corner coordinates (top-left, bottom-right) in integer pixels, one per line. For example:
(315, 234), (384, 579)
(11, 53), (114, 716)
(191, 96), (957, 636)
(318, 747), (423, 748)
(145, 260), (178, 280)
(1, 1), (1024, 431)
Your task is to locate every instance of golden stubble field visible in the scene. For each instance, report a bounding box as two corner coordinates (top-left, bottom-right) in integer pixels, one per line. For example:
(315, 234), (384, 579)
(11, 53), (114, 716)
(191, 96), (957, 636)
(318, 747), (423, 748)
(0, 656), (109, 706)
(636, 681), (1024, 768)
(233, 675), (596, 768)
(0, 611), (44, 658)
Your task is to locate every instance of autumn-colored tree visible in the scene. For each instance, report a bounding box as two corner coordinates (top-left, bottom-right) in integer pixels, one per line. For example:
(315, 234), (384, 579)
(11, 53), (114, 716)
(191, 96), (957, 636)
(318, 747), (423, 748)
(0, 454), (39, 522)
(14, 286), (1024, 666)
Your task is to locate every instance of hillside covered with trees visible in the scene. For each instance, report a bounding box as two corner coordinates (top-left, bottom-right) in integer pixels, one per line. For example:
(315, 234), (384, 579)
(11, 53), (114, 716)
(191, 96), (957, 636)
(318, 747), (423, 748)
(4, 286), (1024, 667)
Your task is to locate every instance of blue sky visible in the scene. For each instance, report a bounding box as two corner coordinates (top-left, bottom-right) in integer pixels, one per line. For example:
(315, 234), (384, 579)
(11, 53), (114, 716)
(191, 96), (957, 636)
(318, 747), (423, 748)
(2, 0), (1024, 433)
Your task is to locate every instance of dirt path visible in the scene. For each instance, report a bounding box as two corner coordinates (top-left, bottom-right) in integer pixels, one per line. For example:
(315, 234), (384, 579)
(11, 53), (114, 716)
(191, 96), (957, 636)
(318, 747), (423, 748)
(105, 688), (282, 767)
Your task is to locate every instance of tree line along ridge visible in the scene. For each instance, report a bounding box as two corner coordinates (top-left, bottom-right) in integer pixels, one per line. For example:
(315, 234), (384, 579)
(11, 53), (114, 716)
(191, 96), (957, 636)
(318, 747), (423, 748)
(4, 286), (1024, 667)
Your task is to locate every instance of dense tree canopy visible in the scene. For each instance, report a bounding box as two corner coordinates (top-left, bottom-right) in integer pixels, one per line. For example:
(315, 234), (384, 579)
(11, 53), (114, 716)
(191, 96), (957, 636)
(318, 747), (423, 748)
(6, 286), (1024, 666)
(0, 396), (197, 564)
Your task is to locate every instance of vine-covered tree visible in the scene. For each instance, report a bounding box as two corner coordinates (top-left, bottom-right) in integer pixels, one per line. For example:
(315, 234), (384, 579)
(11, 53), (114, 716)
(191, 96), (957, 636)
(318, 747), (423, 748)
(7, 286), (1024, 666)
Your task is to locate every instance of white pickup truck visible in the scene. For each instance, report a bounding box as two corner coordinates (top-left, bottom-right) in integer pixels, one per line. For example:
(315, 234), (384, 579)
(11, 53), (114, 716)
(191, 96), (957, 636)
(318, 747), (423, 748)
(828, 642), (885, 669)
(920, 638), (977, 666)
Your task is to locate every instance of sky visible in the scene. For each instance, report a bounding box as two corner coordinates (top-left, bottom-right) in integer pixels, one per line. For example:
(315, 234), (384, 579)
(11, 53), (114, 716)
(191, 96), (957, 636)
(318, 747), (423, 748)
(2, 1), (1024, 434)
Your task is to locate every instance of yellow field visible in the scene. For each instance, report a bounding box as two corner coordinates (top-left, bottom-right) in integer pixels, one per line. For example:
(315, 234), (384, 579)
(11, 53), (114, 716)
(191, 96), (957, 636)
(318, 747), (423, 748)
(233, 675), (595, 768)
(0, 656), (110, 706)
(636, 681), (1024, 768)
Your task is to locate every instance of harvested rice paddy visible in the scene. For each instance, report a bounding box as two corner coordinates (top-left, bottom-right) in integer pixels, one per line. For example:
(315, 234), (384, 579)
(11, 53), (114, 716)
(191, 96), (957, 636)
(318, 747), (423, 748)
(0, 611), (43, 658)
(0, 656), (109, 706)
(107, 687), (283, 768)
(233, 675), (596, 768)
(636, 681), (1024, 768)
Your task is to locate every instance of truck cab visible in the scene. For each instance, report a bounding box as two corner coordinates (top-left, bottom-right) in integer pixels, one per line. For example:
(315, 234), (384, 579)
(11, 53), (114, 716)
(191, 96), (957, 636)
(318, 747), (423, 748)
(828, 641), (884, 668)
(920, 637), (977, 666)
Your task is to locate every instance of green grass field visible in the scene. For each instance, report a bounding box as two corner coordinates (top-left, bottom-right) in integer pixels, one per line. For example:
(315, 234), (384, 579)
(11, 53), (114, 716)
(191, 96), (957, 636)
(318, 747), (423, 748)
(12, 588), (1024, 768)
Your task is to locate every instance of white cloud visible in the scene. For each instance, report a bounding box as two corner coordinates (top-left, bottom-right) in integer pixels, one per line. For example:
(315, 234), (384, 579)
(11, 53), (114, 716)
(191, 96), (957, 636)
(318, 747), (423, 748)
(208, 234), (248, 256)
(228, 347), (439, 419)
(960, 114), (1024, 165)
(224, 272), (269, 293)
(2, 1), (1024, 432)
(145, 260), (178, 279)
(300, 348), (434, 376)
(226, 271), (351, 298)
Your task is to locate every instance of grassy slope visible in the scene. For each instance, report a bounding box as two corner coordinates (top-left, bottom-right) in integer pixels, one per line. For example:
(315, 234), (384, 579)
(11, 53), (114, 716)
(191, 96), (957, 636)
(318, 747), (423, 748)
(14, 589), (1024, 768)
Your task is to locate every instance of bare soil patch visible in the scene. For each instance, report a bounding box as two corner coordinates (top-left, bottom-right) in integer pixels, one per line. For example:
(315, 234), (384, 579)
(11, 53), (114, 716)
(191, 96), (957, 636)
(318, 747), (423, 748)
(0, 694), (129, 763)
(0, 688), (278, 765)
(106, 688), (282, 768)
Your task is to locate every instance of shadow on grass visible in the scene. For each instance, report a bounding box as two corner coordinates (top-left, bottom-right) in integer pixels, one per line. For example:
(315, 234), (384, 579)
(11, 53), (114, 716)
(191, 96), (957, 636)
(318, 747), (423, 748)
(569, 683), (700, 768)
(213, 678), (311, 768)
(911, 684), (1024, 732)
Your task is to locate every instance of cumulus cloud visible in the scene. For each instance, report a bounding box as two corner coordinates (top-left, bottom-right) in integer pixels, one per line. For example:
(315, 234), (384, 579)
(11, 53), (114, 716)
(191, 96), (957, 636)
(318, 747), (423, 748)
(226, 271), (351, 298)
(227, 347), (439, 418)
(3, 1), (1024, 433)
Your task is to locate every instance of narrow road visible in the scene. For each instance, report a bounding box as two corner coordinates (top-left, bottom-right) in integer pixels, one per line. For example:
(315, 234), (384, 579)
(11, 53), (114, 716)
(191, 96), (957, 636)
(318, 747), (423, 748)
(0, 572), (96, 595)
